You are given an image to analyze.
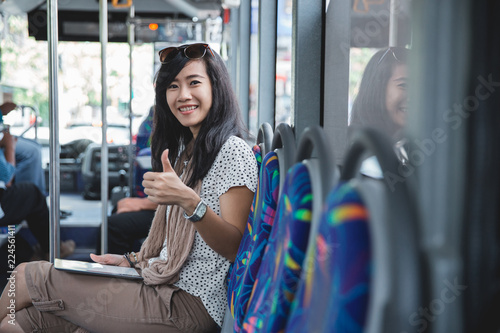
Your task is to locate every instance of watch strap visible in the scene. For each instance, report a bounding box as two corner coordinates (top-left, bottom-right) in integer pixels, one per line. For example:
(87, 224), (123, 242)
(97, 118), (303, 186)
(183, 199), (207, 222)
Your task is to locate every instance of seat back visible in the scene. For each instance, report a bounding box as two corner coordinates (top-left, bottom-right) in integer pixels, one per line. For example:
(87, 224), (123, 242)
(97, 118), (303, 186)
(295, 125), (340, 252)
(271, 123), (296, 198)
(241, 126), (335, 333)
(241, 163), (312, 333)
(342, 128), (424, 333)
(228, 150), (280, 331)
(256, 122), (273, 156)
(286, 180), (371, 332)
(226, 144), (263, 292)
(133, 147), (152, 198)
(227, 124), (296, 332)
(287, 128), (424, 333)
(221, 144), (263, 333)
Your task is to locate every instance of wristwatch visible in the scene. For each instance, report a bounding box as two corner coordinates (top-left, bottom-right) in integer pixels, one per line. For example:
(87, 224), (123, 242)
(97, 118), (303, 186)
(183, 199), (207, 222)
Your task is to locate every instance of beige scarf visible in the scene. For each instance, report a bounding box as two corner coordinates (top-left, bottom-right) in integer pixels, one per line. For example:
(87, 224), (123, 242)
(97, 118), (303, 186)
(135, 148), (201, 286)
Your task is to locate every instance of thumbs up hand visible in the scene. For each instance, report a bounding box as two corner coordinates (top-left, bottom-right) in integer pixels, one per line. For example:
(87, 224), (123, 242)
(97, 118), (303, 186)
(143, 149), (197, 207)
(161, 148), (175, 173)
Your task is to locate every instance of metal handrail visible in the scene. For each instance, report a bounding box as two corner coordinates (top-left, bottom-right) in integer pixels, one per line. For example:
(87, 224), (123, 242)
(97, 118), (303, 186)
(17, 105), (40, 140)
(47, 0), (61, 262)
(100, 0), (109, 254)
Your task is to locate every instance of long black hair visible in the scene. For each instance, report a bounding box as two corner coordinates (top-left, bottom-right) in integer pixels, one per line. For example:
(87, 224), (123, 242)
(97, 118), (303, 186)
(151, 45), (245, 188)
(349, 47), (409, 140)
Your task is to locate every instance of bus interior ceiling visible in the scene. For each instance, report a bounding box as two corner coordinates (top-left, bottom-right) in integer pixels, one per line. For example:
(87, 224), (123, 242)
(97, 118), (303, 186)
(0, 0), (221, 18)
(1, 0), (221, 41)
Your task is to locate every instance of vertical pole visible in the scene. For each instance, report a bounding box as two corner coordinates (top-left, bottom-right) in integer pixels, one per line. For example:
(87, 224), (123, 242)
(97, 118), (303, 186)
(389, 0), (398, 47)
(238, 0), (251, 129)
(128, 5), (135, 194)
(257, 0), (277, 129)
(100, 0), (109, 254)
(47, 0), (61, 262)
(229, 7), (240, 93)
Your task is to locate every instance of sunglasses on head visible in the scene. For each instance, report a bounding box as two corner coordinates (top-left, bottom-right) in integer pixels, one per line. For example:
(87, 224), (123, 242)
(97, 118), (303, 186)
(158, 43), (214, 64)
(377, 47), (403, 65)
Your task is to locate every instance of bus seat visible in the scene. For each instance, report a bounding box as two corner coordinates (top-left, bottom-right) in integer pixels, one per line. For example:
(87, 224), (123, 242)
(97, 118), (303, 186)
(241, 162), (312, 333)
(286, 180), (371, 332)
(256, 122), (273, 156)
(224, 124), (294, 331)
(341, 128), (424, 333)
(240, 126), (334, 333)
(221, 144), (263, 332)
(271, 123), (296, 198)
(226, 144), (263, 293)
(227, 150), (280, 331)
(295, 125), (339, 255)
(133, 147), (152, 198)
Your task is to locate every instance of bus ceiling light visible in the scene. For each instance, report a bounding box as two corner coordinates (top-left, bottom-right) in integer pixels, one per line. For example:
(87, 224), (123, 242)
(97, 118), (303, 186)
(112, 0), (132, 9)
(192, 17), (199, 22)
(149, 23), (159, 31)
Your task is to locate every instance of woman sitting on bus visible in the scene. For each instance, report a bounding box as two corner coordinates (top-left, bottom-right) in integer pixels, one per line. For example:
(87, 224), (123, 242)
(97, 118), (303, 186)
(0, 43), (258, 333)
(349, 47), (409, 141)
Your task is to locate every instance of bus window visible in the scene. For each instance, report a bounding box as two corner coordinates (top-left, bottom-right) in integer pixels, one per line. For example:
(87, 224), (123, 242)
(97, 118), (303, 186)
(348, 0), (412, 141)
(248, 0), (259, 136)
(275, 0), (292, 127)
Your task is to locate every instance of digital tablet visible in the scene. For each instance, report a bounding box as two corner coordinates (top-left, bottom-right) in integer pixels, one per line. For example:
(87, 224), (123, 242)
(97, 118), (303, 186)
(54, 258), (143, 281)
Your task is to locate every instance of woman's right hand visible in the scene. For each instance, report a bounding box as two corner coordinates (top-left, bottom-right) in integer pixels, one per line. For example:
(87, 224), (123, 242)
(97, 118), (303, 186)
(90, 253), (130, 267)
(142, 149), (199, 211)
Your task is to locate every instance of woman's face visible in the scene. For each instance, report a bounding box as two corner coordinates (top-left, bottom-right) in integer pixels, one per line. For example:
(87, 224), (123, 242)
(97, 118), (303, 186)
(166, 60), (213, 139)
(385, 63), (408, 130)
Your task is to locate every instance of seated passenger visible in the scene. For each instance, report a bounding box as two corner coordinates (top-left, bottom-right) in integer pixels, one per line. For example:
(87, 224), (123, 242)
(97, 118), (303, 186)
(98, 196), (158, 254)
(0, 43), (258, 333)
(0, 102), (46, 194)
(0, 127), (75, 264)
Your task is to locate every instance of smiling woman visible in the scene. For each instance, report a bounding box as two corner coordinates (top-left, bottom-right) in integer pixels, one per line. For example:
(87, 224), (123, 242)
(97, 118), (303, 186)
(0, 43), (258, 333)
(166, 60), (213, 138)
(349, 47), (410, 142)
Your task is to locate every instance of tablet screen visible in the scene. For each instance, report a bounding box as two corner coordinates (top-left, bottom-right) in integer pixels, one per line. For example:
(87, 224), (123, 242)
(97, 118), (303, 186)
(54, 258), (143, 280)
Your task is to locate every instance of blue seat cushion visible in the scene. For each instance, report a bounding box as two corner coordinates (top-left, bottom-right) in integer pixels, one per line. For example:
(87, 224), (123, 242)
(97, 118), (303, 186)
(228, 151), (280, 330)
(286, 181), (371, 333)
(241, 163), (312, 333)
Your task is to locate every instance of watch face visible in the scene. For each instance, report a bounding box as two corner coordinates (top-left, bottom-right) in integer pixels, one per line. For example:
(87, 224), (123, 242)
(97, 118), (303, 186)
(190, 201), (207, 222)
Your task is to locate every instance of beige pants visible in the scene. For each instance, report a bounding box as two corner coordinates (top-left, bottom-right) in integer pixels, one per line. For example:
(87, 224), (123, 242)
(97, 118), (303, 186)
(16, 261), (219, 333)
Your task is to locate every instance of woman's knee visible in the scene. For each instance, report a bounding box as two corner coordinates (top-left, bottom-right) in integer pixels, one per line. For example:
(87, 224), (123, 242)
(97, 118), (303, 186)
(0, 315), (24, 332)
(14, 263), (27, 279)
(10, 263), (32, 306)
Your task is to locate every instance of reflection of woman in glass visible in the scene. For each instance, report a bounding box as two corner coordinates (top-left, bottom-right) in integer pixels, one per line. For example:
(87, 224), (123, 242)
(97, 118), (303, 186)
(349, 47), (409, 142)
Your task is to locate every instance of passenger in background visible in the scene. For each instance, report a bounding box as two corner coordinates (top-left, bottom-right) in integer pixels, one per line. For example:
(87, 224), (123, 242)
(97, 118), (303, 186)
(104, 196), (158, 253)
(0, 102), (46, 194)
(0, 126), (75, 267)
(0, 43), (258, 333)
(349, 47), (409, 142)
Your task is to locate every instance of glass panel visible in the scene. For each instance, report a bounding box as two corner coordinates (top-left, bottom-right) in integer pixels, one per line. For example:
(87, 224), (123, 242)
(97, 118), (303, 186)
(275, 0), (293, 126)
(349, 0), (412, 145)
(248, 0), (259, 136)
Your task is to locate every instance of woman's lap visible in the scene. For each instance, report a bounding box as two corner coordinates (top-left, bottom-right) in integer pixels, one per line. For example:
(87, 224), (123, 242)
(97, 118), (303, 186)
(16, 261), (217, 333)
